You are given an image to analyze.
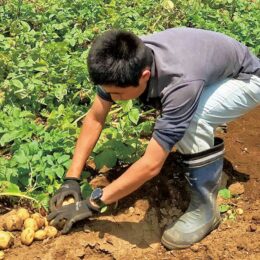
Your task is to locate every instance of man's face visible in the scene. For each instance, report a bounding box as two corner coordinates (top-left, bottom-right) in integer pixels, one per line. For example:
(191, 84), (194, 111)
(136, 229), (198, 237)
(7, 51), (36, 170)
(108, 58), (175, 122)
(102, 69), (151, 101)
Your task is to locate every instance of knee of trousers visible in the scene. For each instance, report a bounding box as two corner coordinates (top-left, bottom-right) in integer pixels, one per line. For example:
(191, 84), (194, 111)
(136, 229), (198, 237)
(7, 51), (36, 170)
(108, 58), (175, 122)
(176, 117), (215, 154)
(177, 137), (224, 168)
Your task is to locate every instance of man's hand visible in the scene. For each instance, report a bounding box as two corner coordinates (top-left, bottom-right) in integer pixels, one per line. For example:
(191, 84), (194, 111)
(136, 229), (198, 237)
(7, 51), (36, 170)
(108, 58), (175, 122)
(47, 199), (96, 234)
(49, 177), (82, 212)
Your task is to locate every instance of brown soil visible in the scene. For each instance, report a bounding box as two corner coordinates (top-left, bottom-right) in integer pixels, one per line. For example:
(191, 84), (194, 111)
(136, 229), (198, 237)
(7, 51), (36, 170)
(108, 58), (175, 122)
(1, 107), (260, 260)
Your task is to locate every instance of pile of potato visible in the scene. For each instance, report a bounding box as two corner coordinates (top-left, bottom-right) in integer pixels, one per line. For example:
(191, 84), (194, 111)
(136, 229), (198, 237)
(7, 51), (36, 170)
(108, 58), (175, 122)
(0, 196), (75, 259)
(0, 208), (58, 250)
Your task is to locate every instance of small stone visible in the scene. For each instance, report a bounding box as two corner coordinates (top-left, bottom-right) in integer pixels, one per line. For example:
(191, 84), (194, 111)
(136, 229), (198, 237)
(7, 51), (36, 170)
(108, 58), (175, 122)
(236, 208), (244, 215)
(227, 210), (233, 215)
(191, 244), (199, 252)
(128, 207), (135, 215)
(105, 237), (113, 245)
(228, 183), (245, 195)
(83, 224), (91, 233)
(246, 224), (257, 232)
(149, 242), (160, 249)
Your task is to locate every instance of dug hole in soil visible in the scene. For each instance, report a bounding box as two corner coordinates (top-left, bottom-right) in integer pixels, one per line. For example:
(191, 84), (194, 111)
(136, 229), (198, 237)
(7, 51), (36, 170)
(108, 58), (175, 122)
(1, 107), (260, 260)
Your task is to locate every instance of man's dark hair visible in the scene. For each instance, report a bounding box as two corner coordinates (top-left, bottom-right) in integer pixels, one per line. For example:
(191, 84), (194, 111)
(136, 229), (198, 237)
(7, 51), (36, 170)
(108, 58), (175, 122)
(87, 29), (153, 87)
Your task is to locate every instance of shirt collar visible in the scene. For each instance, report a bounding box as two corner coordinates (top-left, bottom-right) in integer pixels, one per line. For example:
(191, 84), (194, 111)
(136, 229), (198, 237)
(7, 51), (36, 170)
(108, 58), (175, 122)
(146, 49), (159, 100)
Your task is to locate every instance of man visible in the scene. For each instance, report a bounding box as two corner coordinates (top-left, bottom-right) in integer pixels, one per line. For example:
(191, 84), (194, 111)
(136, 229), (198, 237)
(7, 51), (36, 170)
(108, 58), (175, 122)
(48, 28), (260, 249)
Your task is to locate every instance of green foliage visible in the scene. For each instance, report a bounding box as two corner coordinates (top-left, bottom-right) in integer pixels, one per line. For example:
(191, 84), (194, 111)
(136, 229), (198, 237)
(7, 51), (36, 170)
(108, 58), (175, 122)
(218, 188), (231, 199)
(0, 0), (258, 207)
(219, 204), (231, 213)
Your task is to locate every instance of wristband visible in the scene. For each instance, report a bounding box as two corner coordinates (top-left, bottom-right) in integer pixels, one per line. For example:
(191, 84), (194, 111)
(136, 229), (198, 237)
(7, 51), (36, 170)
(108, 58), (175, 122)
(64, 176), (81, 182)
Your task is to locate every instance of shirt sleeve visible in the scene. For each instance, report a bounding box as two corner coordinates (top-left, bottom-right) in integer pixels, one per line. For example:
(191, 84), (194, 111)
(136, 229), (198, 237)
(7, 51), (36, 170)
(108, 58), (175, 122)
(152, 80), (205, 152)
(96, 86), (114, 103)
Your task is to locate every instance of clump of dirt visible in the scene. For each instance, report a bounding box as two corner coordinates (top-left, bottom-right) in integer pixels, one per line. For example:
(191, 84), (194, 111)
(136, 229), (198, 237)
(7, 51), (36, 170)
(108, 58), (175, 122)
(228, 182), (245, 196)
(1, 107), (260, 259)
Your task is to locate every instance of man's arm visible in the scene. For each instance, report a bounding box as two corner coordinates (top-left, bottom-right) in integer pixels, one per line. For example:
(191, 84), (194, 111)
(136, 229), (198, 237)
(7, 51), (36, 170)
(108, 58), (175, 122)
(100, 137), (169, 204)
(66, 95), (113, 178)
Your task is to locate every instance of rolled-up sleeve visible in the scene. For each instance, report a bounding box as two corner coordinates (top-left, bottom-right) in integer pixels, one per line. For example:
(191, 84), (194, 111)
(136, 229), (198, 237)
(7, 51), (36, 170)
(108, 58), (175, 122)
(152, 80), (205, 152)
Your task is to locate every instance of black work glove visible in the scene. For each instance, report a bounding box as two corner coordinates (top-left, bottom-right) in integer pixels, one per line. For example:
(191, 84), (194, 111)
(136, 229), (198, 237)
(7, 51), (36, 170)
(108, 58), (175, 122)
(49, 177), (82, 212)
(47, 199), (98, 234)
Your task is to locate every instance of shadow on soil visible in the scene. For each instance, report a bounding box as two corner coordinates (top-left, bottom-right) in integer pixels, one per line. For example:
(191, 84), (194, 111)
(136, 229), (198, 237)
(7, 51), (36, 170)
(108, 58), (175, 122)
(74, 153), (250, 248)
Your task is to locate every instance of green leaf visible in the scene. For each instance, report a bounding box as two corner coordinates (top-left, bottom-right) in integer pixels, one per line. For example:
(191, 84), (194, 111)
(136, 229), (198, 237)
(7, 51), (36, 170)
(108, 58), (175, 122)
(100, 206), (108, 213)
(128, 108), (140, 125)
(218, 188), (231, 199)
(81, 171), (91, 180)
(33, 193), (50, 209)
(81, 182), (93, 199)
(34, 66), (48, 72)
(138, 121), (153, 134)
(55, 85), (67, 101)
(219, 204), (230, 213)
(94, 149), (117, 169)
(0, 181), (21, 193)
(12, 150), (29, 164)
(57, 154), (70, 164)
(55, 166), (65, 179)
(0, 131), (20, 146)
(119, 100), (133, 112)
(11, 79), (24, 89)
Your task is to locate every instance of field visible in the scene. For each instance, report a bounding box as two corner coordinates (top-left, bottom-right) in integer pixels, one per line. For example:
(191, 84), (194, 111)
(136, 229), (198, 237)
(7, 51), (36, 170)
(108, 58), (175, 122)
(1, 108), (259, 259)
(0, 0), (259, 259)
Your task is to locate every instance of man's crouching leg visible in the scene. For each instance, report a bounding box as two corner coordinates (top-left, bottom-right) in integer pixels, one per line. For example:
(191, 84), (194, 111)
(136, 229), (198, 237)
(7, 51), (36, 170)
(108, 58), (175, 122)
(161, 137), (224, 249)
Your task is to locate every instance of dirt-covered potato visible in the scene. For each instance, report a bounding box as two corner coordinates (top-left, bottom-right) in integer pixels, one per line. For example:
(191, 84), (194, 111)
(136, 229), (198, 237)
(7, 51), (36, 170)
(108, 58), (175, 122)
(3, 215), (23, 231)
(31, 213), (45, 229)
(0, 231), (14, 249)
(62, 196), (75, 206)
(17, 208), (30, 221)
(23, 218), (38, 231)
(49, 219), (66, 230)
(0, 250), (4, 260)
(34, 230), (47, 241)
(44, 217), (48, 227)
(21, 228), (35, 246)
(45, 226), (58, 238)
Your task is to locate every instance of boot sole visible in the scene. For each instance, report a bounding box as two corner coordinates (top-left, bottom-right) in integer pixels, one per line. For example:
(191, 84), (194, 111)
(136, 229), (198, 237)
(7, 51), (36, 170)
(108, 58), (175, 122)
(161, 217), (221, 250)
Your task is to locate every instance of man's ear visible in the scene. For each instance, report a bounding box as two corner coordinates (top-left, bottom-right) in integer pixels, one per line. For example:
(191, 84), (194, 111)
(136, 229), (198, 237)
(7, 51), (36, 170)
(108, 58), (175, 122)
(141, 69), (151, 82)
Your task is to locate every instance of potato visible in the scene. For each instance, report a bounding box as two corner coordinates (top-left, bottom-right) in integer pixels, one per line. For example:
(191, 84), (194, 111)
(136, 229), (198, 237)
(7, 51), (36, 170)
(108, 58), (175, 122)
(0, 251), (4, 260)
(45, 226), (58, 238)
(44, 217), (49, 227)
(0, 231), (14, 249)
(49, 219), (66, 230)
(34, 230), (47, 241)
(236, 208), (244, 215)
(17, 208), (30, 221)
(21, 228), (34, 246)
(62, 196), (75, 206)
(31, 213), (45, 229)
(3, 215), (23, 231)
(24, 218), (38, 231)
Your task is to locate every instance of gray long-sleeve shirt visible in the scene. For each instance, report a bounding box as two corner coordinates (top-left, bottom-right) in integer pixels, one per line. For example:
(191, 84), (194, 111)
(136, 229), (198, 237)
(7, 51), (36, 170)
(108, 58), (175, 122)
(97, 28), (260, 152)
